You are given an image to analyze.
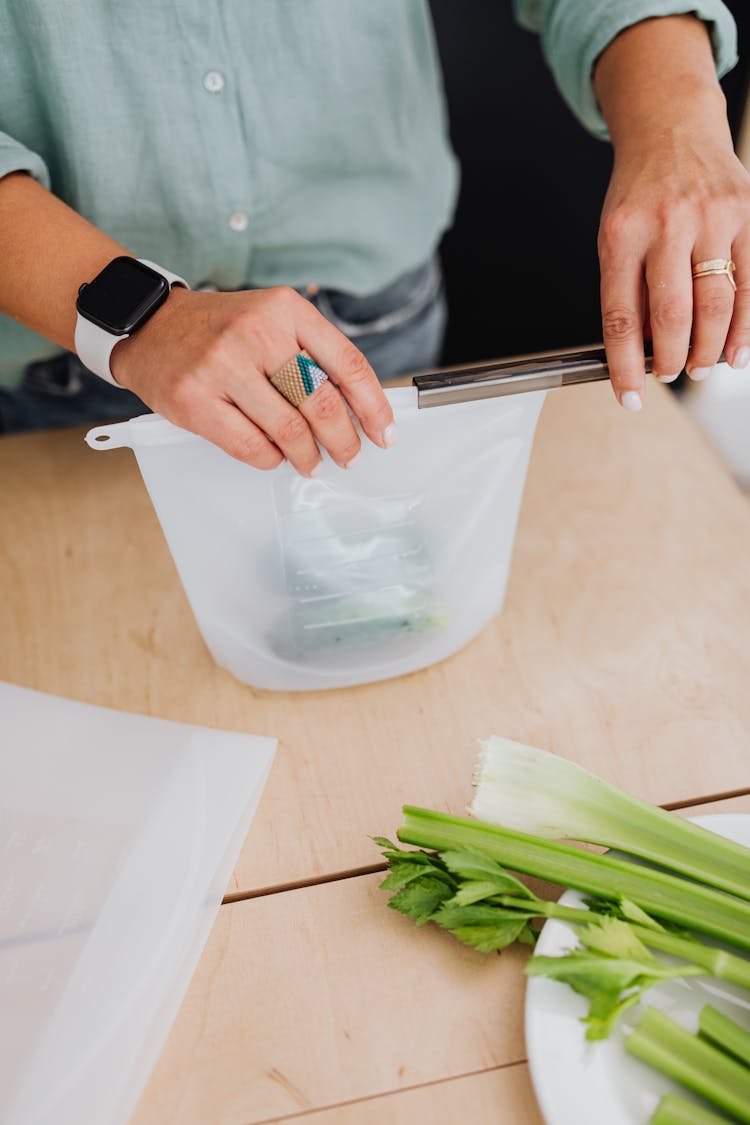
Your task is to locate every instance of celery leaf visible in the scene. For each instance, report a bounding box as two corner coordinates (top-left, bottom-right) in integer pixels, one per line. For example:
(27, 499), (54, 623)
(373, 838), (445, 868)
(449, 920), (531, 953)
(452, 880), (519, 906)
(387, 874), (455, 925)
(432, 903), (531, 952)
(577, 916), (654, 961)
(526, 950), (702, 1040)
(380, 860), (452, 892)
(617, 898), (665, 931)
(439, 848), (535, 899)
(585, 990), (641, 1040)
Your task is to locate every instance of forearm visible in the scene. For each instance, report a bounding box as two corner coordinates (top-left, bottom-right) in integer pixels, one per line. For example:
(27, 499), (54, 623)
(592, 12), (750, 401)
(593, 15), (731, 155)
(0, 171), (127, 352)
(0, 169), (394, 474)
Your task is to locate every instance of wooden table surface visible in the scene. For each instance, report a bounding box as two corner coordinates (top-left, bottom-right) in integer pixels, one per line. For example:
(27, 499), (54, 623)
(2, 380), (749, 1123)
(130, 794), (750, 1125)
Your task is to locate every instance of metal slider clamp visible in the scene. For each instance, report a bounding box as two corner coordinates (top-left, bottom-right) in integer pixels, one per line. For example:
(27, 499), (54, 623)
(411, 343), (719, 408)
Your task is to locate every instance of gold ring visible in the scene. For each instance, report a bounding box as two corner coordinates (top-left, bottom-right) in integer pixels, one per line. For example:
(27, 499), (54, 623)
(269, 349), (329, 408)
(692, 258), (737, 292)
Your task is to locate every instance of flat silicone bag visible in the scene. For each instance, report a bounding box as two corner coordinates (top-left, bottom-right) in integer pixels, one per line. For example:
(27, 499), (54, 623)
(86, 387), (545, 691)
(0, 681), (276, 1125)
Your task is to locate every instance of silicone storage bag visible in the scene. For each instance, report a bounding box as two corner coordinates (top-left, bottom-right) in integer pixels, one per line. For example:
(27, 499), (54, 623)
(86, 387), (545, 691)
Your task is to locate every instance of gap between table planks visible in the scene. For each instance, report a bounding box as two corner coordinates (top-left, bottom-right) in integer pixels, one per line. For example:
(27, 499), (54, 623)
(2, 381), (750, 896)
(130, 793), (750, 1125)
(219, 783), (750, 907)
(252, 1062), (544, 1125)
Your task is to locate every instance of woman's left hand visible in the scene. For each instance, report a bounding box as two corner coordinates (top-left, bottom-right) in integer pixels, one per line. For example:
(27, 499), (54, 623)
(594, 16), (750, 410)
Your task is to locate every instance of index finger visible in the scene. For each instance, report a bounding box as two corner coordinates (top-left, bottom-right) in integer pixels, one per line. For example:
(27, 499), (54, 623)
(599, 242), (647, 412)
(296, 301), (396, 448)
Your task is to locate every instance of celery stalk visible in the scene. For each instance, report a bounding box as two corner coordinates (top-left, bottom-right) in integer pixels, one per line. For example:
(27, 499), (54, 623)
(626, 1008), (750, 1123)
(509, 898), (750, 991)
(397, 807), (750, 953)
(700, 1006), (750, 1069)
(651, 1092), (736, 1124)
(470, 737), (750, 903)
(377, 836), (750, 1042)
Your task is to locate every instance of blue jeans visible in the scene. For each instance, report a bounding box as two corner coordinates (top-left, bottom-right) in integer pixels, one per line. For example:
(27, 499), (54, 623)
(0, 257), (446, 434)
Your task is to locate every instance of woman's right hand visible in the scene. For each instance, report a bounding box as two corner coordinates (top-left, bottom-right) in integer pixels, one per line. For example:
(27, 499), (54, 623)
(110, 284), (397, 476)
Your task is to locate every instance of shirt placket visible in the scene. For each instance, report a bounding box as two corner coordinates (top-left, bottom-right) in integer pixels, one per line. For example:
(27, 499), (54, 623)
(177, 6), (257, 289)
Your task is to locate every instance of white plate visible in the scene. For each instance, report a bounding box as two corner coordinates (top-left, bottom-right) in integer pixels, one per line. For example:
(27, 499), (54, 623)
(525, 814), (750, 1125)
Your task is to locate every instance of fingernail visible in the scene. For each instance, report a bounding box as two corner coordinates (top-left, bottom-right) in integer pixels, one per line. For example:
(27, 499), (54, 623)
(383, 423), (398, 448)
(687, 366), (712, 382)
(345, 451), (362, 470)
(654, 371), (680, 384)
(620, 390), (643, 413)
(731, 346), (750, 370)
(309, 461), (324, 478)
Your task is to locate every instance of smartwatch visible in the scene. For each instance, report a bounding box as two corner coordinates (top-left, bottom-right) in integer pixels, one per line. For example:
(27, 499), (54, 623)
(74, 256), (189, 385)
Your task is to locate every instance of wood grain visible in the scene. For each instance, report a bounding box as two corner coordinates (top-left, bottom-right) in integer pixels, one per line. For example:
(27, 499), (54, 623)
(130, 869), (530, 1124)
(130, 794), (750, 1125)
(675, 793), (750, 817)
(129, 869), (530, 1125)
(2, 382), (750, 895)
(258, 1063), (543, 1125)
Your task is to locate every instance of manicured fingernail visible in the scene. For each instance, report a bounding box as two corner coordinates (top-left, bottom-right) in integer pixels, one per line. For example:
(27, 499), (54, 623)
(345, 451), (362, 470)
(654, 371), (680, 384)
(309, 461), (324, 478)
(383, 423), (398, 448)
(731, 346), (750, 370)
(620, 391), (643, 413)
(687, 366), (712, 381)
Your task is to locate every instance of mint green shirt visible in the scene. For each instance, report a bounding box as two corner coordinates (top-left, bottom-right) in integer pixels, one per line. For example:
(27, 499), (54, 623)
(0, 0), (737, 388)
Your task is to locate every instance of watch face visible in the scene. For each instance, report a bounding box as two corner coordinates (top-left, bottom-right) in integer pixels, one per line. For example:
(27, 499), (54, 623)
(76, 256), (169, 335)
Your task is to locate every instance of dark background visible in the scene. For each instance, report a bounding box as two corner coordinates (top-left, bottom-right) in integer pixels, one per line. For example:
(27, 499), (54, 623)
(430, 1), (750, 365)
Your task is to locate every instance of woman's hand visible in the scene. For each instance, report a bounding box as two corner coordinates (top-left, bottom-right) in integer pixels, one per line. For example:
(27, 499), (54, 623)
(111, 284), (396, 475)
(0, 176), (395, 473)
(594, 15), (750, 410)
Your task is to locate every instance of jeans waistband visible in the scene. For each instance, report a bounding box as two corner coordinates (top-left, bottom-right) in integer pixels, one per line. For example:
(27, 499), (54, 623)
(195, 256), (441, 338)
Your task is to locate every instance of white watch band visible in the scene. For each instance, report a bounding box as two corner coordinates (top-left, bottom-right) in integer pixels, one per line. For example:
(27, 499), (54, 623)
(74, 258), (188, 386)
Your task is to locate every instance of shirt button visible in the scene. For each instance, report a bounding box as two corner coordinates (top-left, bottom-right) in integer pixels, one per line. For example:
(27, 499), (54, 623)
(228, 211), (249, 233)
(203, 70), (225, 94)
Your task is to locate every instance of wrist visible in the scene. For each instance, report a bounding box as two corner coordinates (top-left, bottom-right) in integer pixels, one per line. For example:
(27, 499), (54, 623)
(608, 83), (730, 157)
(110, 283), (190, 389)
(593, 14), (727, 154)
(75, 256), (189, 387)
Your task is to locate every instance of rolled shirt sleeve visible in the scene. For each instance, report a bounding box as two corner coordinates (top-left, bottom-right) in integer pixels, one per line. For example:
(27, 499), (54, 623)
(0, 130), (50, 187)
(513, 0), (738, 139)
